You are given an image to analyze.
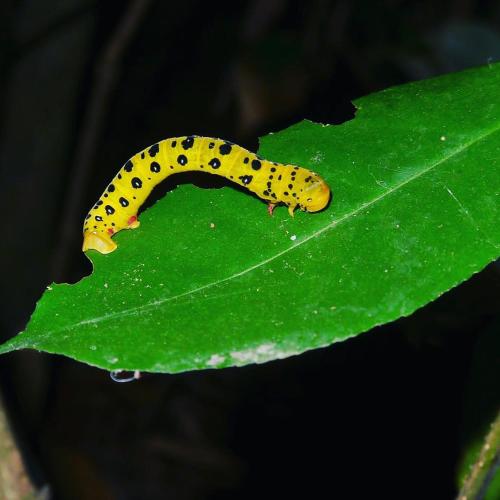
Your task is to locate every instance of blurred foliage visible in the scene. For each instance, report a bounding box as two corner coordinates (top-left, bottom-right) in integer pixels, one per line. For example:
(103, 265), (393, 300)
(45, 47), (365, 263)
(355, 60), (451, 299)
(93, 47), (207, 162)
(457, 324), (500, 498)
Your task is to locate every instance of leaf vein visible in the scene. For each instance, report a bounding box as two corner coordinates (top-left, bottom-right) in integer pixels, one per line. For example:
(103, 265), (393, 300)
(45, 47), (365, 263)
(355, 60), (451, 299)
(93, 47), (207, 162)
(29, 125), (500, 335)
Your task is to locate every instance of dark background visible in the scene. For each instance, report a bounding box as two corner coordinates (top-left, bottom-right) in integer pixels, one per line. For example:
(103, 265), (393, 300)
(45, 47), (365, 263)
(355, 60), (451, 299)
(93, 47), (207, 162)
(1, 1), (499, 498)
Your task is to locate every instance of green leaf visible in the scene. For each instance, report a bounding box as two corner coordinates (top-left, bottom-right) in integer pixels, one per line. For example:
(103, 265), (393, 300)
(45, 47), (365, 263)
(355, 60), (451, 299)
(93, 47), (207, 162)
(1, 63), (500, 373)
(456, 323), (500, 499)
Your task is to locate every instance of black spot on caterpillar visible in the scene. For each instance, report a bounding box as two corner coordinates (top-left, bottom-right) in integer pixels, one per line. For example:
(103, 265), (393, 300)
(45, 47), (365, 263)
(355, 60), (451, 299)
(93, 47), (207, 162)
(239, 175), (253, 185)
(150, 161), (161, 173)
(83, 136), (331, 254)
(219, 143), (232, 155)
(251, 159), (262, 171)
(209, 158), (221, 169)
(181, 136), (195, 150)
(148, 143), (159, 157)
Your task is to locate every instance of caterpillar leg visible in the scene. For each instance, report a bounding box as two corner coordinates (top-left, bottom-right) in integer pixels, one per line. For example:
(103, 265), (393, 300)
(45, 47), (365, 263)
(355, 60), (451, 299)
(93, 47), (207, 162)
(83, 231), (117, 254)
(127, 215), (140, 229)
(267, 203), (276, 216)
(288, 204), (297, 217)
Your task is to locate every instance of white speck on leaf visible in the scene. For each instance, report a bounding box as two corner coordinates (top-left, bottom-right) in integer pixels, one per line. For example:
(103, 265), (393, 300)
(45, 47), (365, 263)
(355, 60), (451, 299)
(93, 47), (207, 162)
(310, 152), (325, 164)
(256, 343), (275, 354)
(230, 343), (281, 364)
(290, 234), (297, 241)
(207, 354), (225, 366)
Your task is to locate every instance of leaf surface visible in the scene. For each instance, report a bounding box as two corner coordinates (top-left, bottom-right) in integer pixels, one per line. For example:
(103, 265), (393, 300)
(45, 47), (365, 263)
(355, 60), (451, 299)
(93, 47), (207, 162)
(1, 63), (499, 373)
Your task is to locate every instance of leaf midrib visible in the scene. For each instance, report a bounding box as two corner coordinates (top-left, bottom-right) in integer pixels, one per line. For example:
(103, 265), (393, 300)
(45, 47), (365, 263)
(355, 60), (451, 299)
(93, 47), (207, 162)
(9, 124), (500, 345)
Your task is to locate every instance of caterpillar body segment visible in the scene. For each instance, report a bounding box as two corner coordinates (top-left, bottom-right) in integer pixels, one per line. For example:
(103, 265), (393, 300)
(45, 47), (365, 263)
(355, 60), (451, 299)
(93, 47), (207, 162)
(83, 136), (331, 254)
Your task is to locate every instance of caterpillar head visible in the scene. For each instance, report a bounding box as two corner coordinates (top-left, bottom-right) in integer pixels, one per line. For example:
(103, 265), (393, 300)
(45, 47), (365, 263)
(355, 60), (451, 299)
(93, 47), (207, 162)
(300, 176), (331, 213)
(82, 231), (117, 254)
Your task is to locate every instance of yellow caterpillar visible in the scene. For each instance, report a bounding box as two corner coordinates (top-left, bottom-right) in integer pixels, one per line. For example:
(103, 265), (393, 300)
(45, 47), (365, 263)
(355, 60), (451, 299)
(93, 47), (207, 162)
(83, 136), (331, 254)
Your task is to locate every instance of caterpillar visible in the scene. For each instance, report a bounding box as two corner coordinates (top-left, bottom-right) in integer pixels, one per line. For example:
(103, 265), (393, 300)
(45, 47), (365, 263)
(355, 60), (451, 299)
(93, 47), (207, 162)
(83, 136), (331, 254)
